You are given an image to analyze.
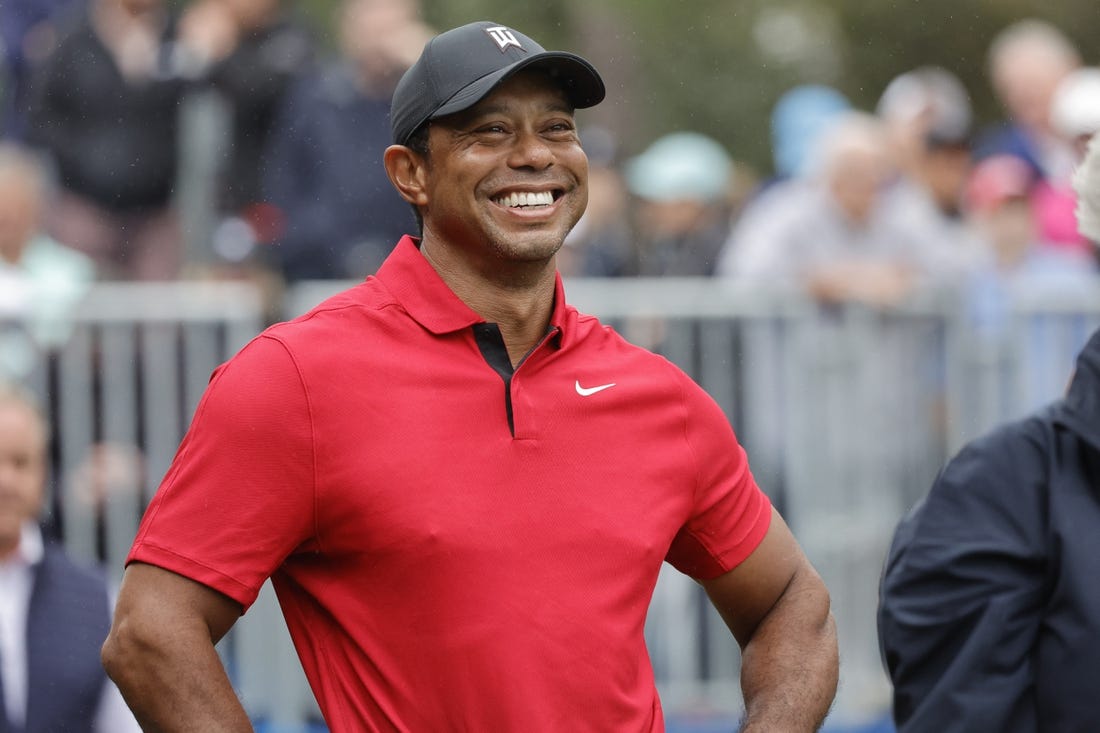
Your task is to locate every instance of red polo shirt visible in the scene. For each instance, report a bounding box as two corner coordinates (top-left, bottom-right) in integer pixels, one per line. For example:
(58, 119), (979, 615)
(129, 236), (771, 731)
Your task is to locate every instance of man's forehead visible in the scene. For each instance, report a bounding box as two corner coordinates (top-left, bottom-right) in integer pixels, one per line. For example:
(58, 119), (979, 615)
(0, 400), (46, 446)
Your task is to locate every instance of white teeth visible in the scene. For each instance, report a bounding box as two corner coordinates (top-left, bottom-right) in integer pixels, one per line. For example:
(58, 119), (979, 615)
(495, 191), (554, 208)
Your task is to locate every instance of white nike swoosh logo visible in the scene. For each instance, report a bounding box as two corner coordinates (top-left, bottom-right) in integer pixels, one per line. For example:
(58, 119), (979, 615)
(575, 380), (616, 396)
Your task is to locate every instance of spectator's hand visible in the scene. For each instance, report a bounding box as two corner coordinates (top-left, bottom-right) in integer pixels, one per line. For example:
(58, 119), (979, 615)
(68, 442), (144, 512)
(807, 262), (917, 307)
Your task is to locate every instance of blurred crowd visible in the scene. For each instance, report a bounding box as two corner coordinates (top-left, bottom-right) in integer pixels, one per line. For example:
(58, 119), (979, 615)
(1, 6), (1098, 345)
(708, 19), (1100, 317)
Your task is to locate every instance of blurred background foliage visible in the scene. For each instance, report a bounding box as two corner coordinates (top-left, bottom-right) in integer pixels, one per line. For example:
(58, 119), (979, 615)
(293, 0), (1100, 175)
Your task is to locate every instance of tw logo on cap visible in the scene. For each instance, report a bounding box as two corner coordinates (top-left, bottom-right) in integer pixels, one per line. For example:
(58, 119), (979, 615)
(485, 26), (523, 52)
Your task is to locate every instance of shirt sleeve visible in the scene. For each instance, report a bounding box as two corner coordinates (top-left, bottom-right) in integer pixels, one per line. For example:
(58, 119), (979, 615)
(665, 374), (772, 579)
(877, 418), (1050, 732)
(127, 334), (317, 611)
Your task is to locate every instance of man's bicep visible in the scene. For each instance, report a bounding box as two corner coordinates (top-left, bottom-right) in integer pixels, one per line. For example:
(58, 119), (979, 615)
(699, 507), (807, 646)
(115, 562), (243, 645)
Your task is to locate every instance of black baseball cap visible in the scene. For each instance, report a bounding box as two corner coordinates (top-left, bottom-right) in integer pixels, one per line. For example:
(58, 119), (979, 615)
(390, 21), (606, 146)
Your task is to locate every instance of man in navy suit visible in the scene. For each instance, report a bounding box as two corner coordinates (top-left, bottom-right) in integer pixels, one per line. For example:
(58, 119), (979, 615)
(0, 381), (138, 733)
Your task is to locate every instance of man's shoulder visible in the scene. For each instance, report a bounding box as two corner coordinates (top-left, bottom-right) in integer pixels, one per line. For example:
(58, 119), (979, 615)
(943, 408), (1056, 482)
(886, 410), (1059, 570)
(566, 307), (699, 387)
(915, 407), (1061, 529)
(209, 279), (401, 388)
(270, 278), (401, 339)
(959, 407), (1057, 463)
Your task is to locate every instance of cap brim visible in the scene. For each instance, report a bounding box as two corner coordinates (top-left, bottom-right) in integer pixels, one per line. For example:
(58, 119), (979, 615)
(431, 52), (605, 121)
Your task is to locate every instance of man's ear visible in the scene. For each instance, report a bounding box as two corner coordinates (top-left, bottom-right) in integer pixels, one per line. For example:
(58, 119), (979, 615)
(383, 145), (429, 207)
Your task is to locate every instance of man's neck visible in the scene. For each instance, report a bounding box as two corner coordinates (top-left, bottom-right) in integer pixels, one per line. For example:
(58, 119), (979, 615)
(420, 240), (558, 367)
(0, 527), (26, 564)
(469, 284), (556, 368)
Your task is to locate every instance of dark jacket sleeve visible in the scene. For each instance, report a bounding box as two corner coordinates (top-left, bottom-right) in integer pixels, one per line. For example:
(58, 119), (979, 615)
(878, 416), (1052, 733)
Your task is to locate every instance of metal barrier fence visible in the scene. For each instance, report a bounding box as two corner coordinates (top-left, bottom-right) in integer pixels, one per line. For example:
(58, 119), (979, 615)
(12, 277), (1100, 730)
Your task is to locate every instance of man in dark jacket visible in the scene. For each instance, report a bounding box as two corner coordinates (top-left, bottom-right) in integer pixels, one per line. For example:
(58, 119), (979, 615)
(878, 131), (1100, 732)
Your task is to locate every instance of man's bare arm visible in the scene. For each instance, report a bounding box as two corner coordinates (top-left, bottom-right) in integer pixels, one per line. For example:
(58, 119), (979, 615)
(101, 562), (252, 732)
(701, 507), (838, 732)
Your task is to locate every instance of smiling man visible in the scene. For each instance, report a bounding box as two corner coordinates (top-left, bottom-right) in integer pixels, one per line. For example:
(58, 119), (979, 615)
(102, 21), (837, 732)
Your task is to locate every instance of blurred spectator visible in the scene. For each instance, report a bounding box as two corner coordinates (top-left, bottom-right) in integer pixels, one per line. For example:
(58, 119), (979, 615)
(770, 84), (851, 183)
(560, 126), (634, 277)
(963, 155), (1096, 338)
(0, 381), (140, 731)
(624, 131), (735, 276)
(0, 143), (94, 379)
(25, 0), (189, 280)
(721, 112), (926, 306)
(976, 19), (1083, 257)
(715, 85), (850, 277)
(1032, 67), (1100, 261)
(1077, 134), (1100, 245)
(1051, 68), (1100, 161)
(178, 0), (314, 268)
(876, 66), (984, 278)
(0, 0), (82, 140)
(977, 19), (1080, 177)
(263, 0), (429, 281)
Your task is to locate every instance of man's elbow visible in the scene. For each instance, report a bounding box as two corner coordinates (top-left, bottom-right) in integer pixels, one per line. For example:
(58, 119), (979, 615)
(784, 565), (840, 685)
(799, 565), (838, 647)
(101, 611), (160, 689)
(802, 566), (835, 631)
(767, 563), (838, 666)
(770, 562), (834, 632)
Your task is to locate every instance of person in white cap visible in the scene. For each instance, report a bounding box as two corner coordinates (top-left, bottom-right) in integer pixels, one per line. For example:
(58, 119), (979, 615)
(102, 19), (838, 733)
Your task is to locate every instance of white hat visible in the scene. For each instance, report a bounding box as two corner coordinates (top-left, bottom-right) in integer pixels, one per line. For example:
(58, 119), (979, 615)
(625, 132), (732, 203)
(1051, 67), (1100, 140)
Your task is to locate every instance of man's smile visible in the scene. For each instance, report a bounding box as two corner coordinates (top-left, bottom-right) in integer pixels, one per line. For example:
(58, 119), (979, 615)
(491, 190), (557, 208)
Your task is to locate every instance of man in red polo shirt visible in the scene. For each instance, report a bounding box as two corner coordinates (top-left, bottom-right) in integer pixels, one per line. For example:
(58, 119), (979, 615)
(102, 20), (838, 732)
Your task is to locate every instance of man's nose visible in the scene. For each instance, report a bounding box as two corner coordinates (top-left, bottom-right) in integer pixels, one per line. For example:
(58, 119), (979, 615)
(508, 131), (554, 170)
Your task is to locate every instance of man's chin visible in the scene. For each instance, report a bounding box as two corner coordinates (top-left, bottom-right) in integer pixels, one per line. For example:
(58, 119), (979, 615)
(499, 229), (570, 261)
